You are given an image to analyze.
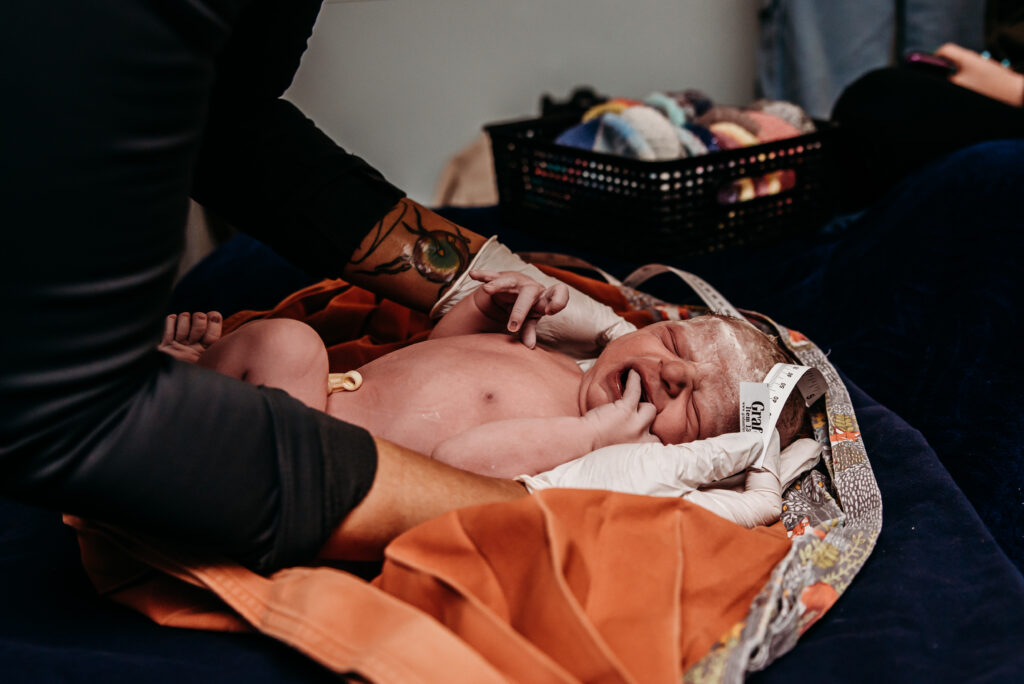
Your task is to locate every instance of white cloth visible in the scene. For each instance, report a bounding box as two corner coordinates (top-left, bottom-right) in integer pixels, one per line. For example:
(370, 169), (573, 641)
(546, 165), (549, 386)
(518, 432), (821, 528)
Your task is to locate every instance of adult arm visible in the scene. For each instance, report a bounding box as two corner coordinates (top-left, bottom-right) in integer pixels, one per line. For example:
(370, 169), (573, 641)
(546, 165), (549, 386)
(320, 438), (526, 560)
(190, 1), (490, 313)
(191, 0), (639, 331)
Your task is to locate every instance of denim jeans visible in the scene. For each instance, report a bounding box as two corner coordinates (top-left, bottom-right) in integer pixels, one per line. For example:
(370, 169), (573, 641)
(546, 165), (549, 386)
(757, 0), (985, 118)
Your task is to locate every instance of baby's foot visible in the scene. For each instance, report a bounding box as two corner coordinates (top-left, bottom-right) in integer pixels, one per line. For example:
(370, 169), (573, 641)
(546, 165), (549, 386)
(158, 311), (223, 363)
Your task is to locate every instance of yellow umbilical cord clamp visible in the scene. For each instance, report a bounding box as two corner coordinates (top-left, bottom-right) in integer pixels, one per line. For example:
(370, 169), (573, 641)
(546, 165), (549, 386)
(328, 370), (363, 393)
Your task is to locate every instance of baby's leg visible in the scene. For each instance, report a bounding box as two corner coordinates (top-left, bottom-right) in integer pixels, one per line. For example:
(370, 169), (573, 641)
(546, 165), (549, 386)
(165, 315), (330, 411)
(197, 318), (330, 411)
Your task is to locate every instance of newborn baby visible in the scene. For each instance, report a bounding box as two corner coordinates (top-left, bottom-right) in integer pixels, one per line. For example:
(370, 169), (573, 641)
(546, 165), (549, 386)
(161, 271), (805, 478)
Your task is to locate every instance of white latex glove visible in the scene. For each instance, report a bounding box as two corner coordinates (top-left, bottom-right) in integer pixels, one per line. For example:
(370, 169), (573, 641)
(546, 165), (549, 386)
(431, 237), (636, 357)
(685, 432), (782, 527)
(778, 438), (822, 491)
(708, 437), (821, 493)
(517, 431), (766, 497)
(517, 431), (786, 528)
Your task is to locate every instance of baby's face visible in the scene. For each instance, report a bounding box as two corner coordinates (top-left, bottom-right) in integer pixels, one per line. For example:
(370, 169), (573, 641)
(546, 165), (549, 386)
(578, 318), (774, 444)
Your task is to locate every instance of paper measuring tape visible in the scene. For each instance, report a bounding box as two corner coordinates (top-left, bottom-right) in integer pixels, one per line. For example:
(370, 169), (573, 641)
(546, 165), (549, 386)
(740, 363), (827, 469)
(621, 264), (745, 320)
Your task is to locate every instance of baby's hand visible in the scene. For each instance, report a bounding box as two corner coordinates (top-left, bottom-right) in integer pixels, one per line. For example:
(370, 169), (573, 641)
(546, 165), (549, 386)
(580, 370), (659, 449)
(470, 269), (569, 348)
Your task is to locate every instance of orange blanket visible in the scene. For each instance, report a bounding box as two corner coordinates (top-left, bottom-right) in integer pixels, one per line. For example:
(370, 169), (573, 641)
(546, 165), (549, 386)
(70, 490), (789, 682)
(375, 490), (790, 681)
(71, 268), (796, 682)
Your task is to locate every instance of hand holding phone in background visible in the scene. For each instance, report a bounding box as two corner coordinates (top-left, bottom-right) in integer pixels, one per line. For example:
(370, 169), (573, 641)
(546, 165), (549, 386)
(904, 50), (959, 77)
(932, 43), (1024, 107)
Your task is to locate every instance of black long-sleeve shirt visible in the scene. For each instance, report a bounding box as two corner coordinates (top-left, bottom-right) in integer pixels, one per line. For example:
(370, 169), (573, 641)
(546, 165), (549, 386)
(1, 0), (403, 572)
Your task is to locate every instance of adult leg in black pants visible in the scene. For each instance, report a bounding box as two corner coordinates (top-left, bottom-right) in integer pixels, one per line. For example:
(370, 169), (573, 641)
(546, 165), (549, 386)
(2, 1), (522, 576)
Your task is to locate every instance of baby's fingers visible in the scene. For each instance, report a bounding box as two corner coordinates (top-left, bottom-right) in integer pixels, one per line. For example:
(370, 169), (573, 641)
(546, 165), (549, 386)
(479, 273), (521, 294)
(637, 403), (658, 438)
(469, 269), (500, 284)
(162, 314), (178, 346)
(621, 369), (642, 406)
(506, 283), (542, 333)
(187, 312), (209, 345)
(174, 312), (192, 342)
(539, 283), (570, 315)
(629, 402), (659, 443)
(520, 318), (538, 349)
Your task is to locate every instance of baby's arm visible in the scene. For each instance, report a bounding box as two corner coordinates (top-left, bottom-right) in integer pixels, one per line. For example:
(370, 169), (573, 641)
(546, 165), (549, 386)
(431, 415), (603, 478)
(430, 270), (568, 347)
(432, 371), (657, 477)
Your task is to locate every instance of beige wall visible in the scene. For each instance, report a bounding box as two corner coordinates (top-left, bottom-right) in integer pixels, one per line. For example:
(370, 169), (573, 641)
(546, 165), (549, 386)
(286, 1), (759, 203)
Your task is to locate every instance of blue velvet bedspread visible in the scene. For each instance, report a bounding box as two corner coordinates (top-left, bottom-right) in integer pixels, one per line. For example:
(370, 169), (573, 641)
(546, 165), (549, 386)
(4, 142), (1023, 681)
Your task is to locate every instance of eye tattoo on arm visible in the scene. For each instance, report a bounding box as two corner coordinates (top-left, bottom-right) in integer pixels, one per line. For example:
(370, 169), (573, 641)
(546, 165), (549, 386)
(349, 201), (476, 294)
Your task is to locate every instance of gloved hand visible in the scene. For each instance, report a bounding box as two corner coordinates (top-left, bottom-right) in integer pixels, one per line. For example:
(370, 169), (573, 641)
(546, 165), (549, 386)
(684, 432), (782, 528)
(517, 431), (790, 528)
(467, 269), (569, 349)
(432, 237), (636, 357)
(778, 437), (822, 491)
(704, 436), (821, 492)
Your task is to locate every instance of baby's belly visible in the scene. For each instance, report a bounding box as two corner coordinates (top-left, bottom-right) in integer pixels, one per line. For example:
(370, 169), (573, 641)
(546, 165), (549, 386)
(325, 334), (583, 455)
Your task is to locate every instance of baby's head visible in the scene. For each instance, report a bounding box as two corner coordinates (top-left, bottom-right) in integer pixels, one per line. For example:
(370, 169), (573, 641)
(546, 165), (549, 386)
(579, 315), (808, 446)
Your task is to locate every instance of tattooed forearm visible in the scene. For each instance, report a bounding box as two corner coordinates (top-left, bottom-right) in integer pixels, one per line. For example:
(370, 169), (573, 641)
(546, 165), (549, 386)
(343, 198), (489, 313)
(352, 254), (412, 277)
(348, 201), (410, 266)
(350, 199), (474, 285)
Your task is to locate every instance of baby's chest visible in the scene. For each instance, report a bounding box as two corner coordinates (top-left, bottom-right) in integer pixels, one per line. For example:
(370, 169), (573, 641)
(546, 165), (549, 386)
(373, 352), (578, 421)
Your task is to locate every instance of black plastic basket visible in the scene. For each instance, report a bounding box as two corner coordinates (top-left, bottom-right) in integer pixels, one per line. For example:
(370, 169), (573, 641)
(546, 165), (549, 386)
(485, 113), (838, 260)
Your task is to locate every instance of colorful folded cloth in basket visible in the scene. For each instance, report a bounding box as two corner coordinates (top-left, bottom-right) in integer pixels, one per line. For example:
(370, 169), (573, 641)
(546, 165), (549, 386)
(555, 91), (810, 161)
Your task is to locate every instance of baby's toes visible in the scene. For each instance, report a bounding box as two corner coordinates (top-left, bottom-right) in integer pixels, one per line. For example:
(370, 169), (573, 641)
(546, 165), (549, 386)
(174, 312), (192, 343)
(201, 312), (223, 347)
(187, 312), (208, 345)
(162, 314), (178, 346)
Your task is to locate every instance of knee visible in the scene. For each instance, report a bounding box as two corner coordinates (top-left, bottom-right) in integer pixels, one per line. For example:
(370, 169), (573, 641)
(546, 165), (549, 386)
(237, 319), (328, 377)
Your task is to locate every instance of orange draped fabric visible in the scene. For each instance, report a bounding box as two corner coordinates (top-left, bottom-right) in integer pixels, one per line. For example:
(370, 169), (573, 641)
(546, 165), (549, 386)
(69, 490), (789, 682)
(375, 490), (790, 680)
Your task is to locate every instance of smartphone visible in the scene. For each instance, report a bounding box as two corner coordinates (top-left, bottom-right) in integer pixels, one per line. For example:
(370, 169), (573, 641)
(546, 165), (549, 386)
(904, 50), (958, 76)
